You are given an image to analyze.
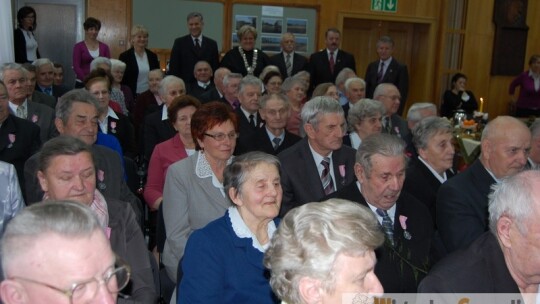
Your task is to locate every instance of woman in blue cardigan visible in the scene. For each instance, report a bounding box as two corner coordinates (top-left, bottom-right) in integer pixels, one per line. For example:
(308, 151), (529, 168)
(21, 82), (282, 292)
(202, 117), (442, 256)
(179, 151), (281, 303)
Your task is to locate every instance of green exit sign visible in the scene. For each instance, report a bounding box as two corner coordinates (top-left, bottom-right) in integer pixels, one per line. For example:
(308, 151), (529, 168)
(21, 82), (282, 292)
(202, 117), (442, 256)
(371, 0), (398, 13)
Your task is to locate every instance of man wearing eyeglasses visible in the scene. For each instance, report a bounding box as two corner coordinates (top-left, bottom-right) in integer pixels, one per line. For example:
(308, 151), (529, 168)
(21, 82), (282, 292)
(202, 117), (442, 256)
(0, 201), (130, 304)
(373, 83), (410, 141)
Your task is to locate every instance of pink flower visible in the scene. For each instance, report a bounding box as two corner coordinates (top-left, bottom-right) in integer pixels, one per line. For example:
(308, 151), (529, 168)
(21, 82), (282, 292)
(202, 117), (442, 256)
(97, 170), (105, 182)
(399, 215), (408, 230)
(8, 134), (15, 144)
(31, 114), (38, 123)
(339, 165), (346, 178)
(110, 121), (117, 130)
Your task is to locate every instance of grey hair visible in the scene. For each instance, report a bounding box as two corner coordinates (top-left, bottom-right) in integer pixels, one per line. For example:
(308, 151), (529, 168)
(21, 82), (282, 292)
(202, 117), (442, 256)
(356, 133), (407, 178)
(0, 63), (25, 81)
(377, 35), (394, 47)
(193, 60), (212, 73)
(344, 77), (366, 92)
(110, 58), (126, 71)
(32, 58), (54, 69)
(412, 116), (453, 150)
(90, 57), (111, 72)
(259, 65), (280, 81)
(530, 119), (540, 139)
(187, 12), (203, 22)
(224, 151), (280, 203)
(335, 68), (356, 86)
(407, 102), (437, 123)
(239, 75), (263, 95)
(222, 72), (243, 87)
(281, 77), (305, 94)
(301, 96), (344, 130)
(1, 200), (102, 277)
(488, 170), (539, 234)
(38, 135), (93, 173)
(259, 93), (290, 110)
(56, 89), (102, 124)
(21, 62), (36, 73)
(481, 116), (527, 141)
(130, 25), (148, 38)
(237, 25), (257, 40)
(347, 99), (385, 132)
(373, 83), (396, 99)
(158, 75), (185, 97)
(264, 199), (384, 304)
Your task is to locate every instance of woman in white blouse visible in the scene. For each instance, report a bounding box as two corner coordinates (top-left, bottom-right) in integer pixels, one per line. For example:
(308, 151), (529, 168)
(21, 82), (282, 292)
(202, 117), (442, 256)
(14, 6), (40, 63)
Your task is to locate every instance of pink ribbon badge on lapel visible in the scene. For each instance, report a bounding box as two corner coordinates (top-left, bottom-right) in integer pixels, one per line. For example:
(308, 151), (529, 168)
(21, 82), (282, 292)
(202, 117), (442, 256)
(110, 121), (117, 134)
(7, 134), (15, 148)
(339, 165), (346, 178)
(32, 114), (38, 123)
(399, 215), (412, 240)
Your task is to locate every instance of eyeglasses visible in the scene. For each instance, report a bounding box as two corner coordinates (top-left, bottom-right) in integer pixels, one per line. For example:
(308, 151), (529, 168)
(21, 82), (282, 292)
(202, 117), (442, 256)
(11, 257), (131, 304)
(204, 132), (238, 142)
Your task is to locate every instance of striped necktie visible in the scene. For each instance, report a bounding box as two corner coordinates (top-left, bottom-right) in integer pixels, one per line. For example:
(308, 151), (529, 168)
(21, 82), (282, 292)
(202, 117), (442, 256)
(285, 53), (292, 77)
(321, 157), (334, 195)
(272, 137), (281, 150)
(376, 208), (394, 246)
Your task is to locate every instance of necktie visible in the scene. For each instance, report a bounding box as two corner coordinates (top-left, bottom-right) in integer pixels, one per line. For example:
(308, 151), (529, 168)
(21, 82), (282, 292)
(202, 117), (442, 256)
(383, 116), (391, 134)
(285, 53), (292, 77)
(16, 105), (27, 119)
(249, 114), (256, 128)
(329, 51), (335, 74)
(44, 87), (53, 96)
(194, 38), (201, 52)
(377, 61), (385, 83)
(272, 137), (281, 150)
(321, 157), (334, 195)
(232, 100), (240, 109)
(376, 208), (394, 246)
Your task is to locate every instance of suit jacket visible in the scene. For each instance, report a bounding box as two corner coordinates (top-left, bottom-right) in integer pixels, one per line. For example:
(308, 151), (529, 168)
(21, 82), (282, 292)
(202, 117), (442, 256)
(119, 47), (160, 95)
(235, 127), (301, 156)
(103, 111), (136, 158)
(162, 152), (232, 281)
(14, 28), (40, 63)
(132, 89), (160, 132)
(235, 107), (264, 141)
(30, 91), (56, 109)
(365, 58), (409, 115)
(403, 157), (455, 228)
(329, 182), (433, 292)
(24, 144), (142, 223)
(169, 35), (219, 84)
(23, 101), (58, 143)
(142, 106), (175, 160)
(0, 115), (41, 201)
(437, 159), (495, 254)
(270, 52), (308, 78)
(106, 196), (157, 303)
(199, 87), (222, 104)
(382, 114), (411, 145)
(35, 84), (68, 100)
(308, 49), (356, 89)
(418, 232), (520, 294)
(278, 138), (356, 216)
(179, 209), (278, 303)
(187, 81), (215, 101)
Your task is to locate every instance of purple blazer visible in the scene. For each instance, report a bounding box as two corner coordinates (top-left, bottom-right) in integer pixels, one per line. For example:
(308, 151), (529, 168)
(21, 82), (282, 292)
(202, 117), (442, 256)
(143, 135), (188, 208)
(72, 41), (111, 81)
(509, 71), (540, 109)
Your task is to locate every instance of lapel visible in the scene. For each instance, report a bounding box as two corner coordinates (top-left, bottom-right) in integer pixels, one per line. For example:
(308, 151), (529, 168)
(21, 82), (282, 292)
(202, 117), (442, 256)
(0, 116), (18, 151)
(299, 139), (326, 198)
(228, 213), (272, 270)
(108, 116), (120, 135)
(331, 149), (348, 189)
(191, 154), (231, 210)
(383, 59), (397, 82)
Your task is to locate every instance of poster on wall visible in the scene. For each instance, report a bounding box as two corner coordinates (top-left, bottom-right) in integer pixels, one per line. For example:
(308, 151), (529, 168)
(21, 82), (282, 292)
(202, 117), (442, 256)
(295, 36), (308, 53)
(286, 18), (307, 34)
(232, 33), (239, 47)
(262, 18), (282, 34)
(261, 35), (281, 52)
(235, 15), (257, 30)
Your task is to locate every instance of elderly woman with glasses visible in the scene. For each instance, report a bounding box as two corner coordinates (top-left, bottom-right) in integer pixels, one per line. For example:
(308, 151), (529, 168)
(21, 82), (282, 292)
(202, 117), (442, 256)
(344, 98), (385, 149)
(179, 151), (281, 303)
(162, 101), (238, 284)
(35, 136), (156, 303)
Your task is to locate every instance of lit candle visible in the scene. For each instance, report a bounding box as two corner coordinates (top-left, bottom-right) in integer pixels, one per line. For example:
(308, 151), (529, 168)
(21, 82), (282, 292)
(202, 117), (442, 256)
(479, 97), (484, 113)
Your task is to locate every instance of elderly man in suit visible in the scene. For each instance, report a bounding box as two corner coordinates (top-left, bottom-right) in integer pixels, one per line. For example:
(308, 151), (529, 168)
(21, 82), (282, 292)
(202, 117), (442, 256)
(335, 67), (357, 106)
(329, 133), (433, 292)
(437, 116), (531, 254)
(365, 36), (409, 115)
(0, 80), (41, 200)
(1, 63), (56, 144)
(199, 67), (230, 103)
(21, 63), (55, 109)
(24, 89), (143, 223)
(219, 72), (242, 109)
(236, 93), (300, 155)
(420, 170), (540, 299)
(342, 77), (366, 119)
(278, 96), (356, 216)
(169, 12), (219, 85)
(270, 32), (308, 78)
(32, 58), (68, 100)
(374, 83), (410, 142)
(236, 75), (264, 141)
(308, 28), (356, 90)
(186, 60), (215, 100)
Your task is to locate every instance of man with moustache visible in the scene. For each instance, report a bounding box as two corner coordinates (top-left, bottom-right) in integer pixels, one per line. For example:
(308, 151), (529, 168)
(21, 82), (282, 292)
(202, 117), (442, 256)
(437, 116), (531, 254)
(308, 28), (356, 90)
(373, 83), (410, 141)
(270, 32), (308, 78)
(329, 133), (433, 292)
(278, 96), (356, 216)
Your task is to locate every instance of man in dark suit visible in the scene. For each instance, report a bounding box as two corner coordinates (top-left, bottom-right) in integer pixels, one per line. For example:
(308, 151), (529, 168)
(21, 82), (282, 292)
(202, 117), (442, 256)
(365, 36), (409, 115)
(32, 58), (68, 100)
(308, 28), (356, 90)
(235, 75), (264, 142)
(168, 12), (219, 85)
(22, 63), (56, 109)
(236, 93), (300, 155)
(329, 133), (433, 292)
(199, 67), (230, 103)
(186, 61), (215, 100)
(216, 73), (242, 109)
(270, 33), (308, 79)
(419, 170), (540, 296)
(341, 77), (366, 119)
(0, 81), (41, 200)
(24, 89), (142, 222)
(374, 83), (410, 141)
(437, 116), (531, 254)
(278, 97), (356, 216)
